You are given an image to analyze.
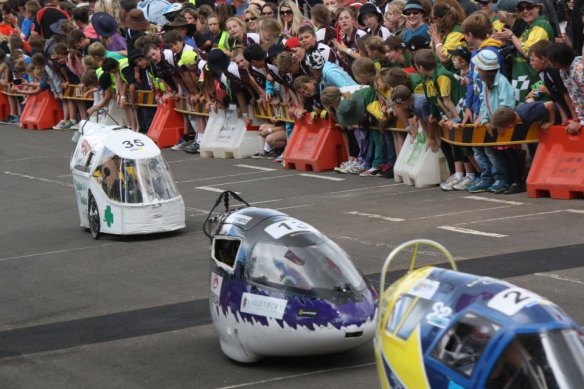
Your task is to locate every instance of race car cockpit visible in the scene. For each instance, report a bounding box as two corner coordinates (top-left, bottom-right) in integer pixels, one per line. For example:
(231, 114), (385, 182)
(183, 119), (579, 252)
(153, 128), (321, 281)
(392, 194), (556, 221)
(487, 329), (584, 389)
(245, 233), (367, 299)
(93, 149), (178, 204)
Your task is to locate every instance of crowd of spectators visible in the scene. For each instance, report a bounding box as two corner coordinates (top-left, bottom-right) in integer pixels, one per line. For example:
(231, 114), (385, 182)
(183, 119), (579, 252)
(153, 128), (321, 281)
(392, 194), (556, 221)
(1, 0), (582, 194)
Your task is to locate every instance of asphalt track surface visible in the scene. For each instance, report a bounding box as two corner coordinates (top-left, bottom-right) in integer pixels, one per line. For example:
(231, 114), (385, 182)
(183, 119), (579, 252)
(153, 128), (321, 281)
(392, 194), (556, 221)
(1, 125), (583, 389)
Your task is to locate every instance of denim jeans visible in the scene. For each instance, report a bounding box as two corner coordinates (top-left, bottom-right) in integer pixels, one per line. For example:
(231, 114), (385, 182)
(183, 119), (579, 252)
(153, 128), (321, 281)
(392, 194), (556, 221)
(473, 146), (507, 183)
(484, 146), (508, 183)
(473, 146), (494, 181)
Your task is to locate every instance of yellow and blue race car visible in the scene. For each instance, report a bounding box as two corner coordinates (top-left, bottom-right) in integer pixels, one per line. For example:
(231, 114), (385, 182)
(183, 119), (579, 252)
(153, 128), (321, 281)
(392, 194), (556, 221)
(375, 240), (584, 389)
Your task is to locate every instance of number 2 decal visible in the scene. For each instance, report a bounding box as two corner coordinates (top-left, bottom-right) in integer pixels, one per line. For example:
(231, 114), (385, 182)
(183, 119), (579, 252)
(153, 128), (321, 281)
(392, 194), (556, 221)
(122, 139), (145, 148)
(487, 287), (541, 316)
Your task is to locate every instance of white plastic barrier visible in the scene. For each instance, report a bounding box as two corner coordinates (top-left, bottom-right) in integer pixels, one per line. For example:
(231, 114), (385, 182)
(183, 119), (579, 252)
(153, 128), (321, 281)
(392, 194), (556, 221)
(199, 109), (263, 159)
(394, 127), (448, 188)
(88, 91), (126, 127)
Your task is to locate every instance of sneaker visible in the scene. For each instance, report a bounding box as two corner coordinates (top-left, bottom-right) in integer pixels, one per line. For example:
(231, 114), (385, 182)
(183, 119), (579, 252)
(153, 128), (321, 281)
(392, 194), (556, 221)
(379, 164), (394, 178)
(503, 183), (525, 195)
(488, 180), (509, 194)
(334, 161), (350, 172)
(452, 176), (474, 191)
(184, 142), (200, 154)
(251, 149), (278, 159)
(171, 138), (194, 151)
(1, 115), (14, 124)
(345, 160), (364, 174)
(273, 154), (283, 163)
(467, 179), (494, 193)
(69, 120), (78, 130)
(10, 115), (20, 125)
(440, 174), (463, 191)
(53, 120), (69, 130)
(359, 167), (381, 176)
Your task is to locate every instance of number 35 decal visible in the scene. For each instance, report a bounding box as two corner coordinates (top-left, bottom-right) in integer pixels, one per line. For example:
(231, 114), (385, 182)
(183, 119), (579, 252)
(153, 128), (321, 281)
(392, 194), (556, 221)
(487, 287), (542, 316)
(123, 139), (145, 148)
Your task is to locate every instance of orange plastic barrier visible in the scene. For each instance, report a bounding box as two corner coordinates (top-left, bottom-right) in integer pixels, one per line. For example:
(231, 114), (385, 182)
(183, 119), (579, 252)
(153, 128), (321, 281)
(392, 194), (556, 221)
(0, 91), (9, 120)
(147, 100), (184, 148)
(282, 115), (348, 172)
(20, 90), (63, 130)
(527, 125), (584, 199)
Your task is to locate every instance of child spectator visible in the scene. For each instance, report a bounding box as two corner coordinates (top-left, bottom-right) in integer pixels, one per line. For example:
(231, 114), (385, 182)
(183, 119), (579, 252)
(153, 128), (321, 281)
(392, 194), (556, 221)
(87, 57), (119, 117)
(304, 49), (356, 90)
(473, 49), (516, 194)
(358, 3), (391, 39)
(526, 40), (576, 123)
(364, 36), (386, 69)
(72, 7), (98, 40)
(22, 0), (41, 41)
(546, 43), (583, 135)
(51, 43), (82, 129)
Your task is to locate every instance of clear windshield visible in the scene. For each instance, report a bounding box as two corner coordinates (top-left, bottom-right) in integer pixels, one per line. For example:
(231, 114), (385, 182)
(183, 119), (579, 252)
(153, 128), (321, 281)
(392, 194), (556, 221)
(135, 156), (179, 202)
(93, 151), (178, 204)
(486, 330), (584, 389)
(245, 237), (366, 295)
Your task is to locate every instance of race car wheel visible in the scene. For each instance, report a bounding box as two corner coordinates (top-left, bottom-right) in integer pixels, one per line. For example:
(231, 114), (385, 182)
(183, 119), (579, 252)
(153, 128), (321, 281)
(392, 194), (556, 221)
(88, 195), (100, 239)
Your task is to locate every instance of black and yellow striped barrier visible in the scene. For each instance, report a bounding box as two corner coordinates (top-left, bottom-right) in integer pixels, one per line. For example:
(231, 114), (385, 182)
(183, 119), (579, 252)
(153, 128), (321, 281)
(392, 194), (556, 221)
(440, 123), (539, 146)
(174, 97), (209, 116)
(63, 84), (94, 101)
(252, 102), (293, 123)
(63, 85), (158, 107)
(133, 90), (157, 107)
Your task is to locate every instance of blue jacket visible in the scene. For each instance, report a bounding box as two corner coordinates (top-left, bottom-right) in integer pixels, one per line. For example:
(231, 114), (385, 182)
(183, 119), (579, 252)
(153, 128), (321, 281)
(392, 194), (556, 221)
(321, 62), (357, 89)
(465, 39), (504, 118)
(479, 71), (516, 124)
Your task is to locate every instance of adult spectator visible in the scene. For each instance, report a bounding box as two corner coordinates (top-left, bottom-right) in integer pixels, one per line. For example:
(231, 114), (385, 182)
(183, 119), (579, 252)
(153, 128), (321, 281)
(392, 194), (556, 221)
(496, 0), (555, 101)
(402, 0), (431, 43)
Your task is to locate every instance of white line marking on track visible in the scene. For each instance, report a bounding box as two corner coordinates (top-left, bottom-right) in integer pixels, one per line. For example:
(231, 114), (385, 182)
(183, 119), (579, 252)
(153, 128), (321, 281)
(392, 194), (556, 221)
(214, 362), (375, 389)
(211, 174), (292, 186)
(196, 186), (239, 194)
(565, 209), (584, 214)
(410, 205), (516, 220)
(463, 195), (524, 206)
(458, 210), (564, 225)
(534, 273), (584, 286)
(4, 171), (73, 188)
(185, 206), (211, 213)
(2, 153), (70, 163)
(0, 243), (120, 263)
(235, 164), (276, 171)
(176, 171), (267, 184)
(346, 211), (404, 222)
(437, 226), (507, 238)
(57, 174), (72, 178)
(327, 183), (402, 194)
(275, 204), (315, 211)
(298, 173), (345, 181)
(249, 198), (285, 205)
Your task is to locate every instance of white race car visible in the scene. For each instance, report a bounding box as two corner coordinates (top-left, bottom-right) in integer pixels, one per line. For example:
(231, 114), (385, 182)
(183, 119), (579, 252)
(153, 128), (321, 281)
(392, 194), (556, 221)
(70, 121), (185, 238)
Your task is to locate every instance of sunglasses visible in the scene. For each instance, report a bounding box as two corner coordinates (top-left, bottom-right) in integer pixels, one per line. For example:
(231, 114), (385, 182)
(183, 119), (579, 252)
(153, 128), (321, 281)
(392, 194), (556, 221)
(261, 11), (274, 15)
(280, 10), (293, 16)
(517, 4), (537, 11)
(245, 17), (257, 22)
(403, 10), (421, 16)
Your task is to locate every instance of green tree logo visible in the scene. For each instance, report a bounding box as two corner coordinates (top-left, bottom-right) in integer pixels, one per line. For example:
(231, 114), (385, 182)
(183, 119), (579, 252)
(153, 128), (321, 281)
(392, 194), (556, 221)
(104, 206), (114, 227)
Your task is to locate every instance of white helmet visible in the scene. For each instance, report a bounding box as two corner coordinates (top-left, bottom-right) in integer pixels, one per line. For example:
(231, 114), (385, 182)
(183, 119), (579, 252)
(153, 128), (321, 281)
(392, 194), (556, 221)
(304, 49), (325, 70)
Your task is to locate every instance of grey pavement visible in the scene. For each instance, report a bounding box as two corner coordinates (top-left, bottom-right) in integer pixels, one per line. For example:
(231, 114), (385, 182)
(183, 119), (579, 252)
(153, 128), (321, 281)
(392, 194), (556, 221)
(1, 125), (583, 388)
